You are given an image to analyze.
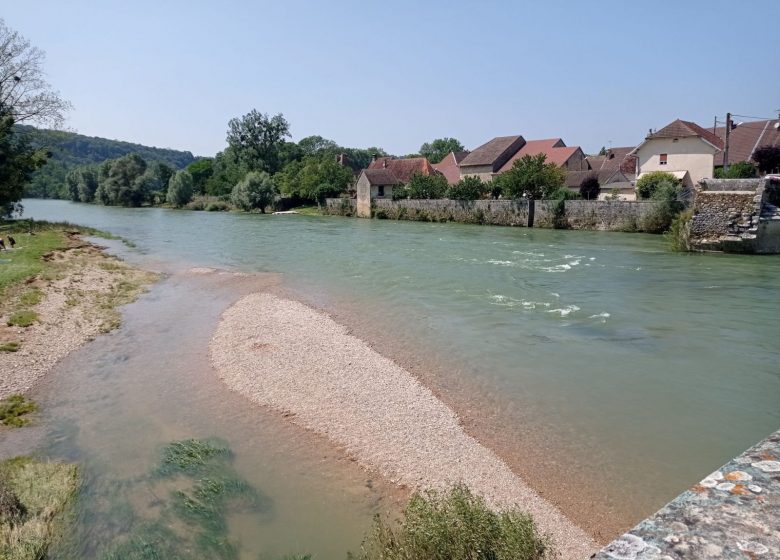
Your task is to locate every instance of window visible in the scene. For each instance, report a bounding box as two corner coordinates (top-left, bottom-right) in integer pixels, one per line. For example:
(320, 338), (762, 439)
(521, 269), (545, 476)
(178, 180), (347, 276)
(378, 186), (385, 197)
(659, 153), (668, 165)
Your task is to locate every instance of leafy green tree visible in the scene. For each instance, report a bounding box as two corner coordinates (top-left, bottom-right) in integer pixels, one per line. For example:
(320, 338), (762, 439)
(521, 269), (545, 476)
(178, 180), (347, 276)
(231, 171), (277, 212)
(226, 110), (290, 174)
(275, 156), (353, 202)
(205, 147), (248, 196)
(0, 110), (47, 216)
(643, 180), (684, 232)
(166, 170), (194, 207)
(751, 146), (780, 174)
(636, 171), (680, 199)
(406, 173), (448, 199)
(419, 138), (465, 164)
(598, 146), (607, 156)
(447, 176), (486, 200)
(494, 154), (566, 199)
(186, 159), (213, 195)
(95, 153), (149, 206)
(579, 175), (600, 200)
(65, 165), (99, 202)
(297, 135), (339, 157)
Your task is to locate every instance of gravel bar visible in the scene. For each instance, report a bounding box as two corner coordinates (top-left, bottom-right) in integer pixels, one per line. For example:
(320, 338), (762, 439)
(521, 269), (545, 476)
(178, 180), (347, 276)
(210, 292), (597, 559)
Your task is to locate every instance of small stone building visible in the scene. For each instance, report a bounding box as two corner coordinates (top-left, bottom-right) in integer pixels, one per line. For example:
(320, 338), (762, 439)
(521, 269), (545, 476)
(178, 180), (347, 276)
(355, 169), (400, 217)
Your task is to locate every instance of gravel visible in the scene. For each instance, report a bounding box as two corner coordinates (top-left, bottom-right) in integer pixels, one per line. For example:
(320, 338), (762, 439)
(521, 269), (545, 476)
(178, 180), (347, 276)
(210, 292), (597, 559)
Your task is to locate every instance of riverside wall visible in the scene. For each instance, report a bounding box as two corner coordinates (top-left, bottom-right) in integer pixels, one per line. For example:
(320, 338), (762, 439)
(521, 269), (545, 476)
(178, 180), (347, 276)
(324, 198), (663, 232)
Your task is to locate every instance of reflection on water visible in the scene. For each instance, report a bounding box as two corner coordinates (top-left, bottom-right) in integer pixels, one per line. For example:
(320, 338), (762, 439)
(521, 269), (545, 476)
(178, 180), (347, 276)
(17, 199), (780, 537)
(12, 272), (397, 560)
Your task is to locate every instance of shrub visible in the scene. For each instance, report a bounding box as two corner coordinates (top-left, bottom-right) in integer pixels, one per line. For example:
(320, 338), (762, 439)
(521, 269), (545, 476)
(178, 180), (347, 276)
(667, 209), (693, 251)
(714, 161), (757, 179)
(493, 154), (566, 200)
(448, 176), (486, 200)
(636, 171), (680, 199)
(641, 181), (684, 232)
(752, 145), (780, 174)
(352, 484), (552, 560)
(166, 170), (195, 208)
(579, 174), (601, 199)
(406, 173), (448, 199)
(231, 171), (277, 212)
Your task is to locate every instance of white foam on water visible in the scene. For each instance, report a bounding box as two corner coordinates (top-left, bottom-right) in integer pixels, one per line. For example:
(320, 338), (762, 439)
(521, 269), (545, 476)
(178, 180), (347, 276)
(547, 305), (580, 316)
(487, 260), (514, 266)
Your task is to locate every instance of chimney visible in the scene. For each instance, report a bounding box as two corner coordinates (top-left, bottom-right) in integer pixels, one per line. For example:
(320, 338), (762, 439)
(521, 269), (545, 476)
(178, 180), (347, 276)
(383, 159), (387, 169)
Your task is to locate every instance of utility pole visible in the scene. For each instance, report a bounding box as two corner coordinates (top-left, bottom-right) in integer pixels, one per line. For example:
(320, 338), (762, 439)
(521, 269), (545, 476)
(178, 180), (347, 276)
(713, 116), (717, 135)
(723, 112), (732, 173)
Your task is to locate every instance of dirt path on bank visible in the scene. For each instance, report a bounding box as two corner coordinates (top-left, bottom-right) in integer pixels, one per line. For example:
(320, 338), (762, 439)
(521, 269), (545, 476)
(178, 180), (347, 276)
(0, 238), (157, 398)
(210, 291), (598, 559)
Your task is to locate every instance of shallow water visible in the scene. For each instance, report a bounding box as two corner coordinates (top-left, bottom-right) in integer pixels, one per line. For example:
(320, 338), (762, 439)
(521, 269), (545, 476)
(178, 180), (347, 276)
(15, 199), (780, 539)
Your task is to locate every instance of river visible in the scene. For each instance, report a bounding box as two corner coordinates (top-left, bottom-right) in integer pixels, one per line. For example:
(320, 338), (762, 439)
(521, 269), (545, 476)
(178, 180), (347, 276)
(12, 198), (780, 554)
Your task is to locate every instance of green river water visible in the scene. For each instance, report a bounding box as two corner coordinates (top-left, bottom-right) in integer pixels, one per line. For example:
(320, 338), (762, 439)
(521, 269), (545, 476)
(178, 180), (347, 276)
(7, 198), (780, 557)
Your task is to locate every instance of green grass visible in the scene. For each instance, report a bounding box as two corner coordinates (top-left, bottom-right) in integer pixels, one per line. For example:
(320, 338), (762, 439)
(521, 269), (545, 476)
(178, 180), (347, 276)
(0, 456), (79, 560)
(0, 395), (38, 427)
(18, 290), (43, 307)
(292, 206), (322, 216)
(157, 439), (232, 477)
(7, 311), (38, 328)
(352, 484), (552, 560)
(0, 342), (20, 352)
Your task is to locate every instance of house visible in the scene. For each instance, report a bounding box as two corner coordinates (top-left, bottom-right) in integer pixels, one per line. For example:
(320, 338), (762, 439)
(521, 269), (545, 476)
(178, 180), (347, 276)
(631, 119), (724, 187)
(459, 135), (526, 181)
(585, 146), (637, 177)
(709, 118), (780, 170)
(356, 168), (401, 200)
(367, 156), (437, 183)
(564, 169), (636, 200)
(432, 151), (470, 185)
(498, 138), (588, 173)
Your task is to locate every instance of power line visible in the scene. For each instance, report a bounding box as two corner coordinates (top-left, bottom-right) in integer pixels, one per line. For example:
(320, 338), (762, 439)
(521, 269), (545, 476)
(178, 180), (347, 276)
(731, 113), (778, 120)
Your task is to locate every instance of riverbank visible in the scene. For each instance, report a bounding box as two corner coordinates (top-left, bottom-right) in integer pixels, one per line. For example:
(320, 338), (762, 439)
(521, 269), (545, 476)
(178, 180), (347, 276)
(210, 291), (598, 559)
(0, 224), (157, 398)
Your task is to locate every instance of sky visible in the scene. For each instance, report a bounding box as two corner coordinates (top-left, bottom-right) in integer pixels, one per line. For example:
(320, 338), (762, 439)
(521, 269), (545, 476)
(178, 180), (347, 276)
(4, 0), (780, 158)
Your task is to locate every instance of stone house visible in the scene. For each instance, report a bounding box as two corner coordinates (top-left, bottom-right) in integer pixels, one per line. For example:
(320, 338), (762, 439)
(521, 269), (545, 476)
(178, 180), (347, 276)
(355, 169), (400, 217)
(459, 135), (526, 181)
(632, 119), (724, 187)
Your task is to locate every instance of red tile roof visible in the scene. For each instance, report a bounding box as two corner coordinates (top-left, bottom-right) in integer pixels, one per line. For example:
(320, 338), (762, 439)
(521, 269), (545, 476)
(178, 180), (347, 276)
(709, 119), (780, 166)
(648, 119), (724, 150)
(498, 139), (581, 172)
(586, 146), (637, 176)
(432, 151), (470, 185)
(368, 157), (436, 183)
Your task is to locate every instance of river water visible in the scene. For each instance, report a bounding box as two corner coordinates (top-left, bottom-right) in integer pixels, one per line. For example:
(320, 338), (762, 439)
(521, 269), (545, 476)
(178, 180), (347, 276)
(13, 199), (780, 551)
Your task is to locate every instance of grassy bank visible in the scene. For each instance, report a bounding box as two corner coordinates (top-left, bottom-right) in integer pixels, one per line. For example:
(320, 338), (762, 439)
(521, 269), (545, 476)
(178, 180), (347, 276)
(0, 457), (78, 560)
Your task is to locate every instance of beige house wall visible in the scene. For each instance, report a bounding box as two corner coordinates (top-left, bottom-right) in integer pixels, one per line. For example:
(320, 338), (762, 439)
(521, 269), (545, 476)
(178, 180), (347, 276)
(636, 137), (717, 185)
(460, 164), (496, 182)
(356, 174), (372, 218)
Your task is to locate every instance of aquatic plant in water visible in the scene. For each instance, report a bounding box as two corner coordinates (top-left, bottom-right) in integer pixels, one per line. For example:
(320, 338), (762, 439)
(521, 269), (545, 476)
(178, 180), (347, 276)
(0, 395), (38, 427)
(156, 438), (232, 476)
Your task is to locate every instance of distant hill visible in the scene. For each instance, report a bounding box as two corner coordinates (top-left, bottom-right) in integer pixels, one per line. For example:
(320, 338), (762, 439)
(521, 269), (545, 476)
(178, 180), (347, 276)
(17, 125), (198, 198)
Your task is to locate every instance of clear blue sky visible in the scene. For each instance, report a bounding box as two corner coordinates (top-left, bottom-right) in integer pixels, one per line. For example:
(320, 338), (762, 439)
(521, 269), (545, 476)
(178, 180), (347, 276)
(5, 0), (779, 157)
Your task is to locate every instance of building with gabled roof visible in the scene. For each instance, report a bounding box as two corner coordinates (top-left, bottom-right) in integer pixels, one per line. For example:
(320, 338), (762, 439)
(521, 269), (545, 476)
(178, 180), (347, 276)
(631, 119), (724, 186)
(708, 118), (780, 169)
(498, 138), (587, 173)
(459, 135), (526, 181)
(432, 151), (469, 185)
(585, 146), (637, 177)
(368, 157), (436, 184)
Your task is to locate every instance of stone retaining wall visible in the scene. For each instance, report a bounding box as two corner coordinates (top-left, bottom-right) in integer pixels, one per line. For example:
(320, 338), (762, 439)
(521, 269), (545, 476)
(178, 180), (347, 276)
(325, 198), (664, 232)
(699, 178), (763, 192)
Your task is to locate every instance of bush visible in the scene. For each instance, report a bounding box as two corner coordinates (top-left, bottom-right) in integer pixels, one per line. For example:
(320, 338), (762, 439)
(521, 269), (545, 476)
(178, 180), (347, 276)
(166, 170), (195, 208)
(752, 145), (780, 174)
(231, 171), (277, 212)
(667, 209), (693, 251)
(352, 484), (551, 560)
(579, 174), (601, 200)
(714, 161), (757, 179)
(447, 176), (485, 200)
(636, 171), (680, 199)
(406, 173), (448, 199)
(641, 181), (684, 232)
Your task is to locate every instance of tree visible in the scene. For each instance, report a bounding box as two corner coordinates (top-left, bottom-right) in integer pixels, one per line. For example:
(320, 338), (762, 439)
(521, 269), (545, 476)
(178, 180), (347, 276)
(636, 171), (680, 199)
(205, 147), (247, 196)
(598, 146), (607, 156)
(494, 154), (566, 199)
(752, 145), (780, 174)
(714, 161), (757, 179)
(0, 109), (46, 216)
(297, 135), (339, 157)
(579, 174), (601, 200)
(166, 170), (194, 207)
(231, 171), (277, 212)
(65, 165), (99, 202)
(406, 173), (448, 199)
(95, 153), (149, 206)
(186, 159), (214, 195)
(275, 156), (353, 202)
(419, 137), (465, 164)
(0, 19), (72, 128)
(447, 176), (485, 200)
(226, 110), (290, 174)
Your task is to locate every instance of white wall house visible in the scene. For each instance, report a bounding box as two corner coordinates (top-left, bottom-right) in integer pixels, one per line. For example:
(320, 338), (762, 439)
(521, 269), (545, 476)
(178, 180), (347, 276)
(632, 119), (724, 187)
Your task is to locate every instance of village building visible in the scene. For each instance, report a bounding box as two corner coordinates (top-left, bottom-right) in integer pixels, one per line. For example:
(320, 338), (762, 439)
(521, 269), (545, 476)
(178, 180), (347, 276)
(709, 118), (780, 171)
(458, 135), (526, 181)
(564, 169), (636, 200)
(432, 150), (470, 185)
(367, 156), (437, 183)
(498, 138), (588, 173)
(631, 119), (724, 187)
(585, 146), (637, 177)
